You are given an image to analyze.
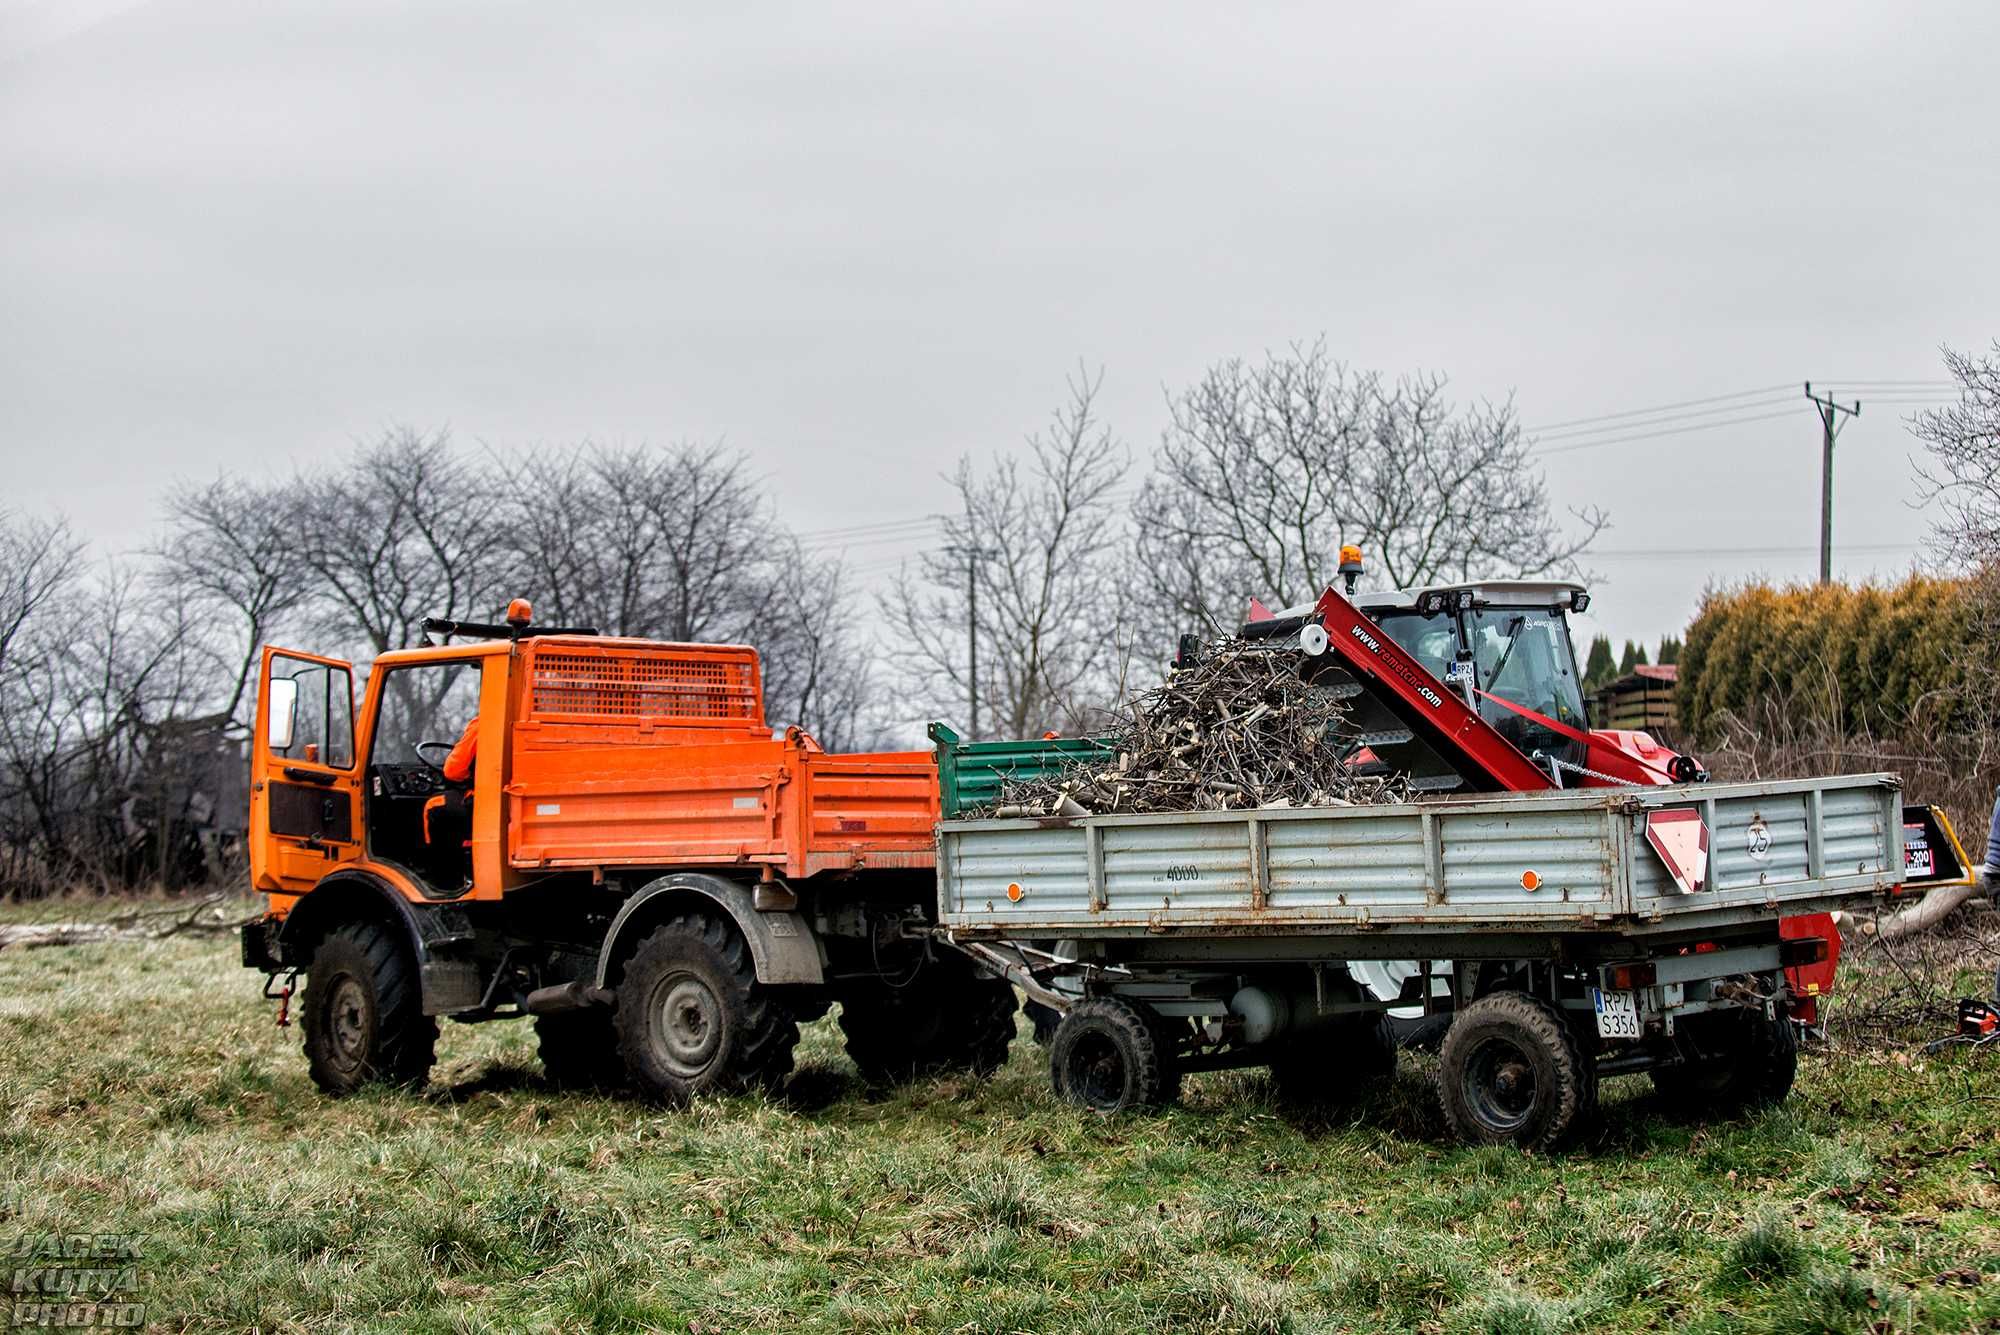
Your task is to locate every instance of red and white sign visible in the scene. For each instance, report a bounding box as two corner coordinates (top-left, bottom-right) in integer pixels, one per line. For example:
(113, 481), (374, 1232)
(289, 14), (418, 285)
(1645, 809), (1709, 894)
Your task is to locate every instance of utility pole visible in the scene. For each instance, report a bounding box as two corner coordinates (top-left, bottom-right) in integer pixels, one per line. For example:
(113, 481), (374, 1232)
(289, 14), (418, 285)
(947, 544), (998, 738)
(1803, 382), (1860, 584)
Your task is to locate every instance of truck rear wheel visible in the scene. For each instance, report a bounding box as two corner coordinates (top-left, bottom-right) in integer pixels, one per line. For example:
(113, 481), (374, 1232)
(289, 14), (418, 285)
(614, 913), (798, 1104)
(1650, 1008), (1797, 1112)
(535, 1010), (626, 1091)
(1438, 992), (1595, 1149)
(1269, 1013), (1397, 1104)
(839, 966), (1018, 1084)
(1050, 997), (1172, 1114)
(302, 921), (438, 1096)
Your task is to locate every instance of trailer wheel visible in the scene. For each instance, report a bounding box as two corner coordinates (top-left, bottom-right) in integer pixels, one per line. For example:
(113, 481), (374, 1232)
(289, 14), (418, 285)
(840, 968), (1018, 1084)
(1026, 999), (1063, 1048)
(1269, 1014), (1397, 1104)
(1438, 992), (1595, 1149)
(614, 913), (799, 1104)
(535, 1011), (626, 1091)
(302, 921), (438, 1096)
(1650, 1008), (1797, 1112)
(1050, 997), (1171, 1114)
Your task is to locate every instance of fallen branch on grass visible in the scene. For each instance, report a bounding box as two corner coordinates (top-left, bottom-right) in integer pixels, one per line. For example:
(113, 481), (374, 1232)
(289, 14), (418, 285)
(0, 893), (241, 951)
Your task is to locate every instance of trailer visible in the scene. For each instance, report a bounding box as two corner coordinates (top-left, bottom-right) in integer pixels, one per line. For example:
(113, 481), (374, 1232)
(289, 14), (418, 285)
(933, 772), (1900, 1146)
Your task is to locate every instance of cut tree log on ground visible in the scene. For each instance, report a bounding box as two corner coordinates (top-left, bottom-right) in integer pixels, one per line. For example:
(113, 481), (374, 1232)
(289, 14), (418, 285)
(1863, 872), (1989, 943)
(0, 893), (241, 950)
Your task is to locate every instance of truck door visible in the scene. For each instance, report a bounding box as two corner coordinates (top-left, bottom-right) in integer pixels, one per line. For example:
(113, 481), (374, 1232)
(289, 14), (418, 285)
(251, 647), (363, 893)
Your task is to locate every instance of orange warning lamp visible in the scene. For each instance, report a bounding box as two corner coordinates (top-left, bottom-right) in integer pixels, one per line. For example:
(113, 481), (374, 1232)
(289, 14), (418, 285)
(505, 598), (533, 629)
(1338, 545), (1365, 595)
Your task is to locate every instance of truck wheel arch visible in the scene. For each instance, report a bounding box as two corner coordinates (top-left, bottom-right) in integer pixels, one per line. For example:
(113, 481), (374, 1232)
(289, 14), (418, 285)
(276, 867), (480, 1017)
(597, 874), (824, 990)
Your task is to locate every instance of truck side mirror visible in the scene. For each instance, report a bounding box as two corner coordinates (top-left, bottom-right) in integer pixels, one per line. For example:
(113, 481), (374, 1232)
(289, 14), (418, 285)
(267, 677), (298, 752)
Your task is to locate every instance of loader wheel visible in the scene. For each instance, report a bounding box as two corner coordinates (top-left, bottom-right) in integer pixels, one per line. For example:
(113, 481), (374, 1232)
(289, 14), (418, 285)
(1438, 992), (1595, 1149)
(614, 913), (798, 1104)
(1050, 997), (1172, 1114)
(302, 921), (438, 1096)
(535, 1010), (626, 1091)
(1650, 1008), (1797, 1113)
(839, 967), (1018, 1085)
(1269, 1014), (1398, 1105)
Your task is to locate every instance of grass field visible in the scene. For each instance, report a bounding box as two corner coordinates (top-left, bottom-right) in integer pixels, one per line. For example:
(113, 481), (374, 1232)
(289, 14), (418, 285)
(3, 903), (1999, 1333)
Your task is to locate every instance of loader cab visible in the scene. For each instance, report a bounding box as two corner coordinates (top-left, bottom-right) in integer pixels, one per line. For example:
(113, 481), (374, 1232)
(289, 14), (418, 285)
(1358, 581), (1592, 781)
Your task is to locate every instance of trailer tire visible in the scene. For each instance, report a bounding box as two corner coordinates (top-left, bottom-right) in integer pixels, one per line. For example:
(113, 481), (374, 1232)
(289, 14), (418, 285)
(1050, 997), (1171, 1114)
(1650, 1009), (1797, 1112)
(1270, 1014), (1397, 1104)
(614, 913), (798, 1104)
(535, 1011), (626, 1091)
(1438, 992), (1595, 1149)
(840, 970), (1018, 1084)
(302, 920), (438, 1096)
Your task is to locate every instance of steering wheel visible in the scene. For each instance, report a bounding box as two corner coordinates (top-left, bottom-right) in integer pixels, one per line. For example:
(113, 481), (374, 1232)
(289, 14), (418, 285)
(414, 740), (455, 771)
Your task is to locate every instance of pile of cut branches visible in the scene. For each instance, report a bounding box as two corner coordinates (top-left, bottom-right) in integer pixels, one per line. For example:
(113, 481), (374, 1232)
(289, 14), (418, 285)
(982, 639), (1408, 816)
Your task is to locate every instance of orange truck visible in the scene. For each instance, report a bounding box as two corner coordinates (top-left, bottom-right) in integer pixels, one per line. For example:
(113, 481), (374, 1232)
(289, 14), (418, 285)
(242, 602), (1015, 1100)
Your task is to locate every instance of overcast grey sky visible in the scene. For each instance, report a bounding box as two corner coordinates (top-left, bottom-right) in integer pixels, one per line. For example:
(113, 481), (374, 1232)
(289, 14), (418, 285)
(4, 0), (1995, 651)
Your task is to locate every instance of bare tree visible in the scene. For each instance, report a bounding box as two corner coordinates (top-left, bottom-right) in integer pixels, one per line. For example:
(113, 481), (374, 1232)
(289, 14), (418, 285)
(1912, 340), (2000, 566)
(497, 441), (882, 745)
(883, 366), (1132, 739)
(1132, 339), (1606, 649)
(0, 510), (84, 680)
(153, 476), (308, 727)
(295, 426), (510, 656)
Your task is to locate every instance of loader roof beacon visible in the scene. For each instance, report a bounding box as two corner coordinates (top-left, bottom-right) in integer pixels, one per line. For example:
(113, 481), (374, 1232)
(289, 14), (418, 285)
(243, 570), (1970, 1149)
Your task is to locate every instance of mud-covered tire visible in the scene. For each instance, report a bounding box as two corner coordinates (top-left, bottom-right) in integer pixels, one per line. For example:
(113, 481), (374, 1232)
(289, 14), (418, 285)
(535, 1010), (626, 1091)
(613, 913), (798, 1104)
(1438, 992), (1595, 1149)
(839, 967), (1018, 1084)
(1269, 1014), (1398, 1104)
(1650, 1008), (1798, 1112)
(302, 920), (438, 1096)
(1050, 997), (1171, 1114)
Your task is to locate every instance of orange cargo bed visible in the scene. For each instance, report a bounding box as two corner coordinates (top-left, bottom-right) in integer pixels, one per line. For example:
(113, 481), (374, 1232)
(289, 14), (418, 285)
(501, 638), (937, 878)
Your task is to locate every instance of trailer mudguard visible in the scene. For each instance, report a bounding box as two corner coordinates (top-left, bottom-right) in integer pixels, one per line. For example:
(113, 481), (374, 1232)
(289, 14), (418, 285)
(595, 873), (825, 989)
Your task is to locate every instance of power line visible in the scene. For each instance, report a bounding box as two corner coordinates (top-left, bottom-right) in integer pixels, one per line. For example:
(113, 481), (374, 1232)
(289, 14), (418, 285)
(1528, 395), (1798, 444)
(1523, 383), (1795, 434)
(1529, 407), (1800, 457)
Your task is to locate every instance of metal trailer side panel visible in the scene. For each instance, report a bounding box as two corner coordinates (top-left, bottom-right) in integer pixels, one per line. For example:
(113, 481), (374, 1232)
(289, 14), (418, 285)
(938, 775), (1899, 936)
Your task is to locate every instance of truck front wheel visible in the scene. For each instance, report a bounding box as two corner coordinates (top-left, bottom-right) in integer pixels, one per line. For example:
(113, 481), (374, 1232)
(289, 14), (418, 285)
(614, 913), (799, 1104)
(1438, 991), (1595, 1149)
(1049, 997), (1173, 1114)
(1650, 1008), (1797, 1112)
(302, 921), (438, 1096)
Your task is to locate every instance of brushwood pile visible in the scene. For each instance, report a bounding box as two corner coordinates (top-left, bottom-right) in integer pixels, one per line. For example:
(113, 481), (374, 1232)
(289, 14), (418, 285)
(983, 638), (1410, 816)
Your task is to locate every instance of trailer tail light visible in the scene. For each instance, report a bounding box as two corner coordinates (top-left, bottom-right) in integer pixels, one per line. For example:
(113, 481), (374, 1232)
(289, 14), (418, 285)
(1604, 962), (1656, 991)
(1779, 935), (1830, 968)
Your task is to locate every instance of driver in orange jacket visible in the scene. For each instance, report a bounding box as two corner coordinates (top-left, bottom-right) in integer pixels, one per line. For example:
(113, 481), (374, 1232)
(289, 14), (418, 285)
(442, 717), (478, 785)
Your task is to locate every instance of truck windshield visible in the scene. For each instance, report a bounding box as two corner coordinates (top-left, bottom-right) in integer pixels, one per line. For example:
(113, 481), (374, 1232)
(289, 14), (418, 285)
(1468, 609), (1588, 765)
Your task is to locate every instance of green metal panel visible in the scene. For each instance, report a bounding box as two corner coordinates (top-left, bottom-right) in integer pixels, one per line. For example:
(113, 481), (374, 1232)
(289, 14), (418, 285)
(928, 722), (1114, 818)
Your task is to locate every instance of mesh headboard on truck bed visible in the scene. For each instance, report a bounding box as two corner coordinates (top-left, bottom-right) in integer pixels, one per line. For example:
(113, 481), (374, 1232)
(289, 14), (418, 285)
(519, 638), (769, 737)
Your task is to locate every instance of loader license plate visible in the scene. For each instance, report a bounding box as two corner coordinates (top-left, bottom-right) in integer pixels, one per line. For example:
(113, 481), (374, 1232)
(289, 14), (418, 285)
(1590, 988), (1641, 1040)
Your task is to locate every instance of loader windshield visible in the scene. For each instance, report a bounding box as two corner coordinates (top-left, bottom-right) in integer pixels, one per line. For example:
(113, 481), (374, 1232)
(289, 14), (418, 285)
(1468, 609), (1588, 767)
